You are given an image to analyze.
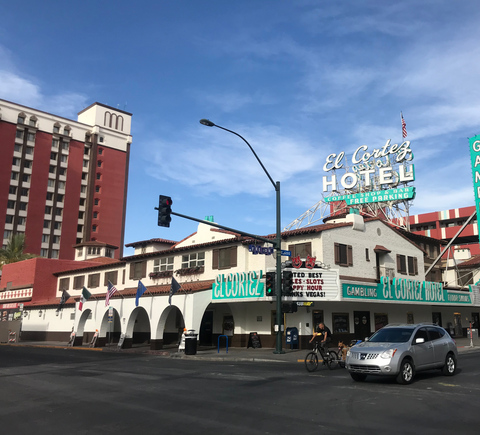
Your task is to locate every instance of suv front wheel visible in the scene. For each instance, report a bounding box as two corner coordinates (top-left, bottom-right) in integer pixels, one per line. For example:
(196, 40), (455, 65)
(396, 359), (415, 385)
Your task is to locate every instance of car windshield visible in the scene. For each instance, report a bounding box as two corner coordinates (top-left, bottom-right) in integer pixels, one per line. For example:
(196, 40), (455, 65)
(369, 328), (414, 343)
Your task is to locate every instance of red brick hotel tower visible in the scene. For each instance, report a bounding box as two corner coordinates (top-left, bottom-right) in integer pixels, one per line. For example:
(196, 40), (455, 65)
(0, 99), (132, 260)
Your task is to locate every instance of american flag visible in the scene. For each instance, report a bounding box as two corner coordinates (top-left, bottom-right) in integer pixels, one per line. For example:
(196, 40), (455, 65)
(105, 281), (118, 306)
(401, 112), (407, 138)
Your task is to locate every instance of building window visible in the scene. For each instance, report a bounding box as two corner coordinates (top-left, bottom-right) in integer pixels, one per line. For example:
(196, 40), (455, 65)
(73, 275), (85, 290)
(57, 194), (64, 202)
(212, 246), (237, 269)
(105, 248), (113, 258)
(58, 181), (66, 190)
(60, 154), (68, 163)
(397, 254), (407, 274)
(79, 211), (84, 220)
(19, 202), (27, 211)
(104, 271), (118, 286)
(407, 256), (418, 276)
(92, 225), (97, 232)
(130, 262), (146, 280)
(27, 132), (35, 141)
(153, 257), (174, 272)
(9, 186), (17, 195)
(82, 172), (88, 180)
(79, 198), (85, 206)
(98, 148), (103, 155)
(54, 222), (62, 230)
(334, 243), (353, 267)
(40, 248), (49, 257)
(51, 250), (59, 259)
(11, 172), (19, 181)
(55, 208), (62, 217)
(29, 117), (36, 127)
(5, 215), (13, 224)
(21, 187), (29, 196)
(7, 200), (15, 209)
(94, 198), (99, 206)
(59, 278), (70, 290)
(49, 165), (56, 174)
(14, 144), (21, 152)
(4, 230), (13, 240)
(45, 206), (52, 215)
(182, 252), (205, 269)
(96, 173), (101, 180)
(53, 125), (60, 134)
(365, 248), (370, 262)
(332, 313), (350, 333)
(287, 242), (312, 258)
(15, 129), (24, 139)
(44, 220), (51, 229)
(97, 160), (102, 168)
(52, 139), (59, 148)
(12, 157), (20, 166)
(93, 211), (98, 219)
(17, 115), (25, 124)
(18, 217), (26, 226)
(95, 185), (101, 193)
(25, 146), (33, 155)
(61, 141), (69, 151)
(88, 273), (100, 288)
(22, 174), (30, 183)
(58, 168), (66, 176)
(42, 234), (49, 243)
(24, 160), (32, 169)
(46, 192), (53, 201)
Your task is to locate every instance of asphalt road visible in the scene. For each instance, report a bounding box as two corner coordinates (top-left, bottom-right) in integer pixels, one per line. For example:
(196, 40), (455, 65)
(1, 346), (479, 434)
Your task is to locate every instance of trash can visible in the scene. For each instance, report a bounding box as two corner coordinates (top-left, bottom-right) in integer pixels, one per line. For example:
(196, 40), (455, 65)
(286, 327), (299, 349)
(184, 330), (198, 355)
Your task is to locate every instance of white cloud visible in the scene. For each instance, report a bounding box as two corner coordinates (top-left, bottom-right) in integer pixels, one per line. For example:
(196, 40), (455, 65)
(0, 44), (88, 118)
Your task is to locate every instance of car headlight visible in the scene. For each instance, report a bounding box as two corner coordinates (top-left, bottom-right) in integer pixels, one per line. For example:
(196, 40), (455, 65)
(380, 348), (397, 359)
(346, 350), (351, 357)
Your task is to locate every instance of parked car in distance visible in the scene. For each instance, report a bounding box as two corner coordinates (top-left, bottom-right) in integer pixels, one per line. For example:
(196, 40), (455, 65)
(345, 323), (458, 384)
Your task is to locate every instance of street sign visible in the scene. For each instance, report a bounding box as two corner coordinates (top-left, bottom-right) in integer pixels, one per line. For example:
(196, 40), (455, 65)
(281, 250), (291, 257)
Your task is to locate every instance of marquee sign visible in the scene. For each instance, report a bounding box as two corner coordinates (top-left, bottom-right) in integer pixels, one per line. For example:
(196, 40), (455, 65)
(282, 268), (340, 301)
(322, 140), (415, 199)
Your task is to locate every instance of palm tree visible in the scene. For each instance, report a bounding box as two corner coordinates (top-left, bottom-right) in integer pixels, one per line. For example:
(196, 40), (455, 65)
(0, 234), (36, 269)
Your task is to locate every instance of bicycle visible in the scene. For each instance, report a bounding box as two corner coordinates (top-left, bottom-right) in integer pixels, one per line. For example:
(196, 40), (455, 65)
(304, 341), (339, 372)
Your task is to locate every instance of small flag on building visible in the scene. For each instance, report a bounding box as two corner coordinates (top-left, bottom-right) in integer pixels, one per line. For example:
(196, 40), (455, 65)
(57, 290), (71, 312)
(169, 277), (181, 305)
(136, 280), (147, 307)
(105, 281), (118, 307)
(401, 112), (407, 139)
(79, 286), (91, 311)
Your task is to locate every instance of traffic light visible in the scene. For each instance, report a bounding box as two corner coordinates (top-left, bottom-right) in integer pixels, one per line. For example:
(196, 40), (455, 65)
(265, 272), (275, 296)
(157, 195), (172, 227)
(282, 270), (294, 296)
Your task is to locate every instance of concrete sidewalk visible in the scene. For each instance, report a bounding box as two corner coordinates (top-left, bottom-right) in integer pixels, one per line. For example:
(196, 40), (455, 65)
(3, 336), (480, 363)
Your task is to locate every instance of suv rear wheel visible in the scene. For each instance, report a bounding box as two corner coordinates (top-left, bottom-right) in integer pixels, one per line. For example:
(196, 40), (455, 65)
(442, 353), (457, 376)
(396, 359), (415, 385)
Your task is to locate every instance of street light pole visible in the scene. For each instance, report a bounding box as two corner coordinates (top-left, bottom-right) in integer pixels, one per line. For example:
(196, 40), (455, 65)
(200, 119), (284, 354)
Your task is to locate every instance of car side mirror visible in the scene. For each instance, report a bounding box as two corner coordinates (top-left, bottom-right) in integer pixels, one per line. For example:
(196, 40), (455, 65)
(415, 337), (425, 344)
(364, 337), (369, 342)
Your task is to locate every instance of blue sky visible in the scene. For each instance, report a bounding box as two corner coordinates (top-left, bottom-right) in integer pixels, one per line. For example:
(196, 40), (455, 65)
(1, 1), (479, 255)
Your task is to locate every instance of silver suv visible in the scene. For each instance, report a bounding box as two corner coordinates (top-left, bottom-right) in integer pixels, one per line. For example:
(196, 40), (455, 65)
(345, 323), (458, 384)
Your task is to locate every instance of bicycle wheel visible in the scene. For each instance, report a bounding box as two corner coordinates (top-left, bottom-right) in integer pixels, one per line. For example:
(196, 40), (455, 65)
(326, 350), (339, 370)
(305, 352), (318, 372)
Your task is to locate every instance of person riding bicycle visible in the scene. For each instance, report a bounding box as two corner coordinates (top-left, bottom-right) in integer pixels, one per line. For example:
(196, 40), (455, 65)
(309, 322), (332, 354)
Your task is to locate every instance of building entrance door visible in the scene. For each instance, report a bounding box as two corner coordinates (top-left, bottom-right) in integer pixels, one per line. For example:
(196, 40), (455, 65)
(199, 311), (213, 346)
(354, 311), (371, 341)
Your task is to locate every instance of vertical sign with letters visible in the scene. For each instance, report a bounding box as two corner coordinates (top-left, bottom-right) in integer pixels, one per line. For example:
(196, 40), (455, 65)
(469, 134), (480, 244)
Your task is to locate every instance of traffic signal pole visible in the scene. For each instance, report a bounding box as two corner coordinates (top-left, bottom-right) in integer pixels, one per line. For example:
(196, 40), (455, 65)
(199, 119), (284, 354)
